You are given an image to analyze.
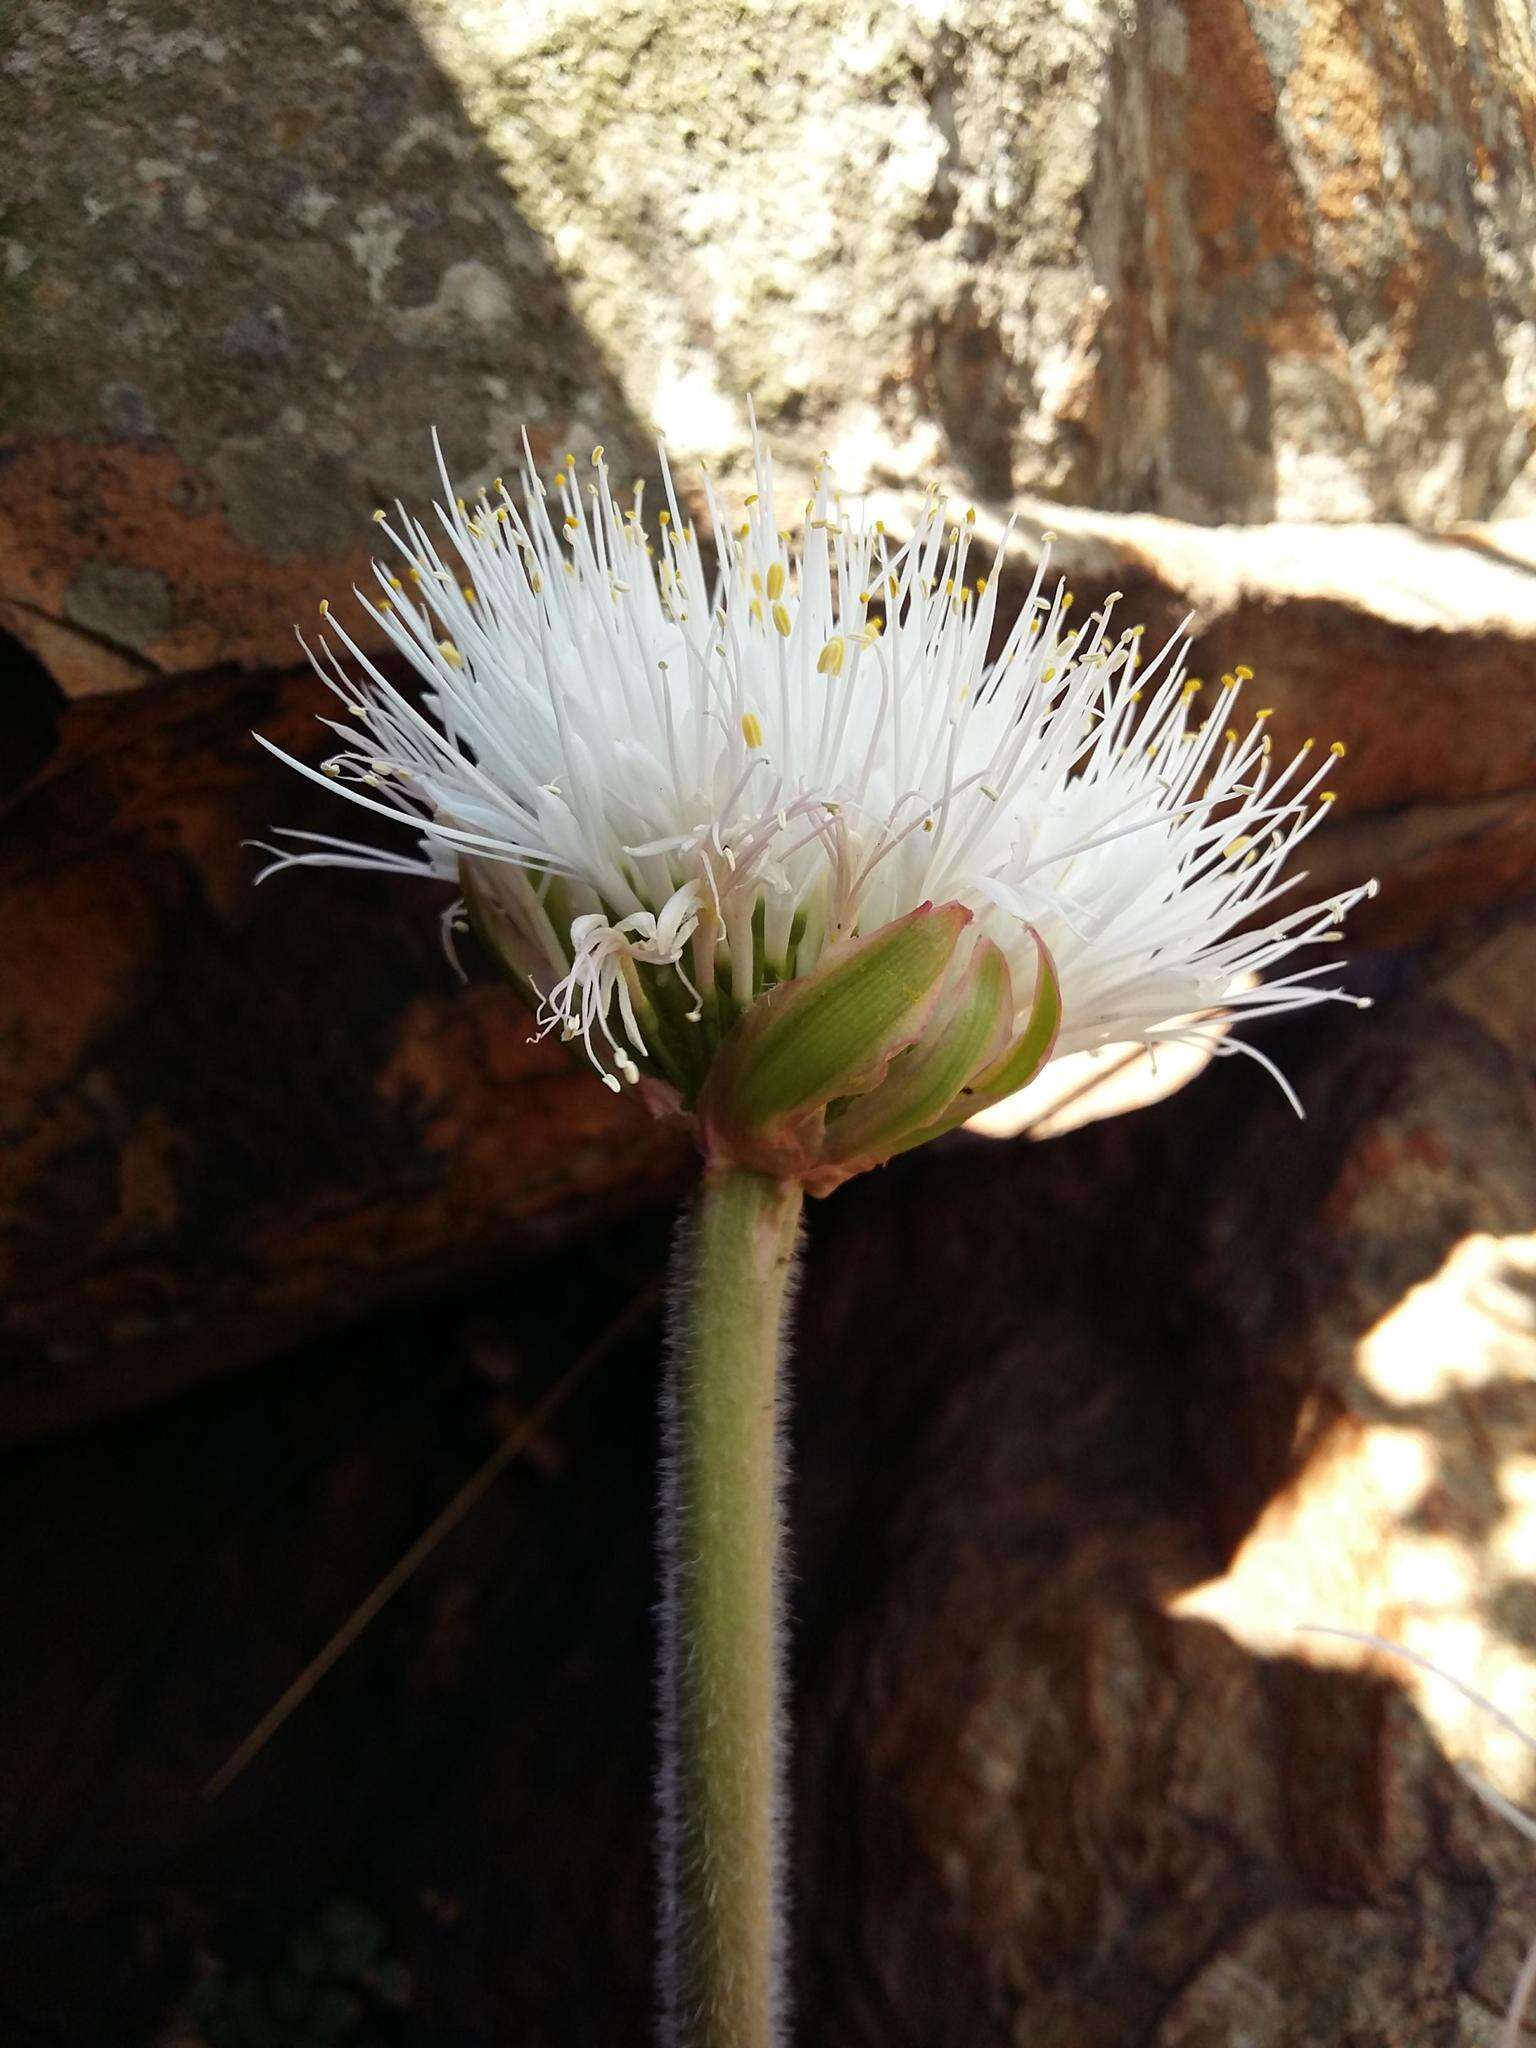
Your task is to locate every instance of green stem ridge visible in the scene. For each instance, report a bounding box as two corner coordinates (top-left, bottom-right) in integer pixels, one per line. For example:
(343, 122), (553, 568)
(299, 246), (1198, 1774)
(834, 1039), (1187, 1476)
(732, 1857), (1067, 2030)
(659, 1167), (804, 2048)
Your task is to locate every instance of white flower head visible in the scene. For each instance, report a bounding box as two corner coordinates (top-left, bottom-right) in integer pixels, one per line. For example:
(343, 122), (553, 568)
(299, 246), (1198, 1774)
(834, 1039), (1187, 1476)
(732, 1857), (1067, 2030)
(258, 420), (1375, 1169)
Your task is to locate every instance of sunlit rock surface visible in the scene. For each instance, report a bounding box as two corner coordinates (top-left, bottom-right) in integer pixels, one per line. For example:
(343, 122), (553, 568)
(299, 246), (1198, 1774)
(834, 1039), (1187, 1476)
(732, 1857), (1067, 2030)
(1176, 908), (1536, 1812)
(420, 0), (1536, 524)
(4, 0), (1536, 687)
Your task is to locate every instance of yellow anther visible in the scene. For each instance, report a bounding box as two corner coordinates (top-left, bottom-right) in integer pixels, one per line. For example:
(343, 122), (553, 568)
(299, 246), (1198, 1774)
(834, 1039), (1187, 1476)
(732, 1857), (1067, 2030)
(1330, 740), (1348, 757)
(1254, 707), (1273, 720)
(1224, 834), (1254, 858)
(1301, 737), (1316, 751)
(922, 817), (934, 832)
(493, 477), (504, 492)
(1182, 678), (1203, 697)
(1225, 727), (1239, 744)
(1234, 664), (1254, 680)
(772, 601), (792, 638)
(744, 494), (759, 508)
(1043, 666), (1057, 683)
(1062, 594), (1075, 610)
(591, 445), (604, 464)
(857, 590), (871, 605)
(749, 597), (764, 622)
(319, 598), (330, 616)
(1129, 688), (1143, 701)
(864, 616), (885, 639)
(496, 506), (510, 523)
(874, 520), (886, 537)
(944, 578), (955, 596)
(388, 575), (403, 591)
(751, 570), (763, 594)
(372, 508), (386, 524)
(738, 522), (751, 540)
(438, 641), (463, 667)
(1220, 672), (1237, 689)
(976, 575), (988, 593)
(530, 569), (544, 593)
(565, 452), (575, 468)
(960, 585), (973, 605)
(1319, 790), (1337, 803)
(767, 562), (786, 600)
(456, 496), (467, 511)
(888, 576), (900, 599)
(965, 506), (976, 525)
(817, 635), (847, 676)
(741, 711), (764, 749)
(462, 586), (476, 603)
(659, 509), (671, 526)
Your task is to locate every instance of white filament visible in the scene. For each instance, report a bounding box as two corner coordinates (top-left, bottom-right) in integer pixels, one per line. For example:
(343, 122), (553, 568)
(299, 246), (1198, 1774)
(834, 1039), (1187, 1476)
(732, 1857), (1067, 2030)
(259, 420), (1375, 1097)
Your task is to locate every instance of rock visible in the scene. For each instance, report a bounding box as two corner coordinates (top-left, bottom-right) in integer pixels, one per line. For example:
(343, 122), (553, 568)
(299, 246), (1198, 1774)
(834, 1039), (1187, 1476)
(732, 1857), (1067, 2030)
(789, 911), (1536, 2047)
(1175, 895), (1536, 1808)
(5, 0), (1535, 687)
(416, 0), (1536, 523)
(0, 658), (689, 1442)
(1, 0), (655, 687)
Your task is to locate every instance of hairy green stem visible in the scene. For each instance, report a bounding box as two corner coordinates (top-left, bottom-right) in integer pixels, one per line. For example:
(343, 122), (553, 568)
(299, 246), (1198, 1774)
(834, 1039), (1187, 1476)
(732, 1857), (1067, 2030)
(659, 1166), (804, 2048)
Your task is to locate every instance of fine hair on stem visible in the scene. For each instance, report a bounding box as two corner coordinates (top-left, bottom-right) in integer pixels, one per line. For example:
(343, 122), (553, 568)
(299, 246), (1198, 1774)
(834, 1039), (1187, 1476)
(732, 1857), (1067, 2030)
(656, 1170), (804, 2048)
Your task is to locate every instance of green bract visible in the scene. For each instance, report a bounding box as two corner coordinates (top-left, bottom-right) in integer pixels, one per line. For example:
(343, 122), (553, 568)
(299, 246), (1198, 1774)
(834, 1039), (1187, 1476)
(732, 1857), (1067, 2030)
(698, 903), (1061, 1192)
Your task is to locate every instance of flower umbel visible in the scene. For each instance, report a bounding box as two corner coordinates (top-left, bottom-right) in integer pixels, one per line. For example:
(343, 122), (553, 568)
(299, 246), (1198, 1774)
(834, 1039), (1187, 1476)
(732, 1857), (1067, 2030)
(259, 426), (1374, 1177)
